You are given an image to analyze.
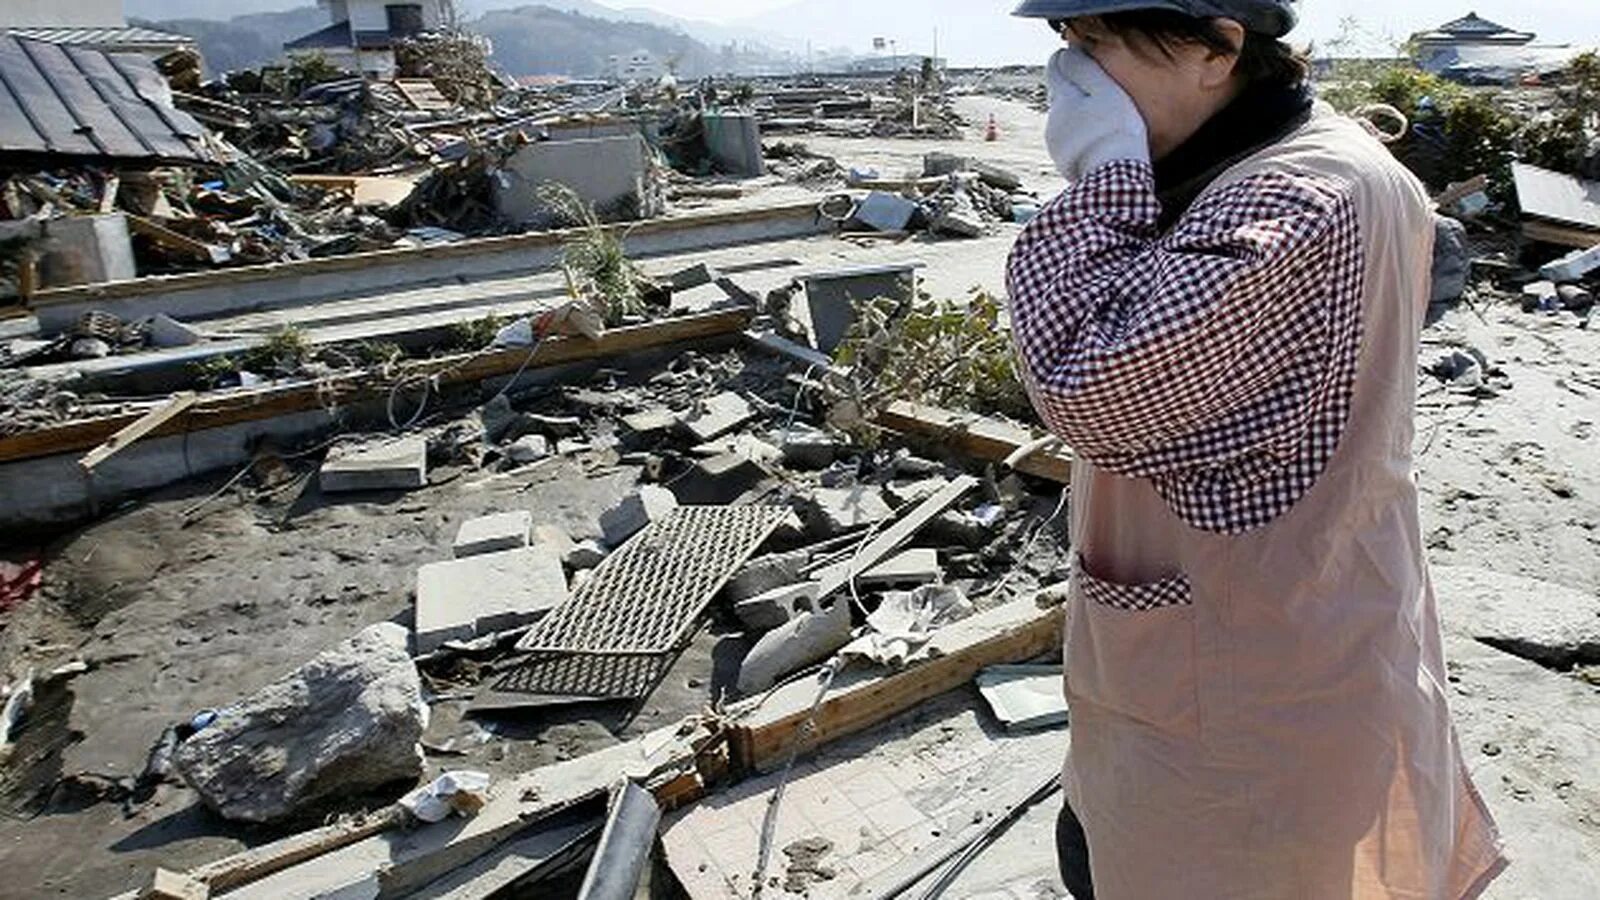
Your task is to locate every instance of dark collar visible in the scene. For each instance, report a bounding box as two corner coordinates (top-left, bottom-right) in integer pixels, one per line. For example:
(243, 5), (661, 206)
(1153, 81), (1316, 229)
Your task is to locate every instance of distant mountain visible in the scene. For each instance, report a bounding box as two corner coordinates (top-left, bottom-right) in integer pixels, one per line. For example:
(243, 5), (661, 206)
(126, 0), (306, 20)
(475, 5), (720, 77)
(134, 7), (327, 75)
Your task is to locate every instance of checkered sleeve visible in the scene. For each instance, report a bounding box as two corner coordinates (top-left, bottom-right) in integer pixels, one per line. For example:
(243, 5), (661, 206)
(1006, 160), (1364, 534)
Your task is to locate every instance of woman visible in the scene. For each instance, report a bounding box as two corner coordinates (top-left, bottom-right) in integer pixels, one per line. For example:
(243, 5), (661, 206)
(1004, 2), (1507, 897)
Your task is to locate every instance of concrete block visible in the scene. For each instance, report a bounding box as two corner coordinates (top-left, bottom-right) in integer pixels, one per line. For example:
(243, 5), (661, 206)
(679, 392), (755, 442)
(492, 135), (658, 227)
(702, 111), (766, 177)
(851, 191), (918, 232)
(798, 486), (894, 537)
(533, 523), (576, 559)
(505, 434), (550, 464)
(34, 213), (136, 288)
(453, 510), (533, 558)
(734, 581), (822, 632)
(971, 160), (1023, 191)
(320, 436), (428, 493)
(799, 263), (921, 354)
(778, 424), (843, 470)
(565, 538), (607, 571)
(671, 451), (768, 505)
(923, 151), (970, 177)
(738, 598), (852, 693)
(884, 476), (952, 507)
(146, 313), (205, 348)
(415, 547), (567, 653)
(668, 262), (719, 291)
(1540, 243), (1600, 283)
(725, 548), (809, 602)
(139, 868), (208, 900)
(600, 484), (679, 546)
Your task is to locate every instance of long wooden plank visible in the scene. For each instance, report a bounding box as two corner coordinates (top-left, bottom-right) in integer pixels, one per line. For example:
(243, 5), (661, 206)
(1523, 218), (1600, 251)
(876, 400), (1074, 484)
(79, 391), (197, 470)
(727, 593), (1066, 772)
(813, 474), (977, 599)
(0, 309), (753, 466)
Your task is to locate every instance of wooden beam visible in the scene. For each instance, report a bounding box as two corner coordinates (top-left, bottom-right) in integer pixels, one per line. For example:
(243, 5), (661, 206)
(726, 593), (1066, 773)
(127, 216), (230, 265)
(190, 805), (406, 893)
(79, 391), (197, 471)
(0, 309), (753, 466)
(1523, 218), (1600, 251)
(875, 400), (1074, 484)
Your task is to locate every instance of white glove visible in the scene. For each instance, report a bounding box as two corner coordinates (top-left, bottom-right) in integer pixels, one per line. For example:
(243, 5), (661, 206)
(1044, 47), (1150, 181)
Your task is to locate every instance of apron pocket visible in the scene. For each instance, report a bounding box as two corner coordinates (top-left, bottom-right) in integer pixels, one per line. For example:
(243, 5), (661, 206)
(1066, 556), (1199, 736)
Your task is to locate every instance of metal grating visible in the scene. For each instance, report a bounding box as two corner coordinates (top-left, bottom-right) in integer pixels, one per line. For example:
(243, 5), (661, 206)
(519, 505), (789, 653)
(493, 652), (668, 700)
(494, 505), (788, 700)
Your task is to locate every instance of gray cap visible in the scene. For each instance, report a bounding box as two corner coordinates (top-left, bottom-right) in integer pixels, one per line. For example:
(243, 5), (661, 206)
(1012, 0), (1297, 37)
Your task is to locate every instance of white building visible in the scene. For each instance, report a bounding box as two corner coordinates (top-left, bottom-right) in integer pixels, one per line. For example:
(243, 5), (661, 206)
(285, 0), (449, 78)
(607, 49), (666, 83)
(3, 0), (194, 58)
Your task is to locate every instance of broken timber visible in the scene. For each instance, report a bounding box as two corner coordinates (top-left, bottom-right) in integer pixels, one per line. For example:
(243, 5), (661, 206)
(876, 400), (1074, 484)
(726, 592), (1067, 773)
(0, 309), (752, 466)
(79, 391), (196, 471)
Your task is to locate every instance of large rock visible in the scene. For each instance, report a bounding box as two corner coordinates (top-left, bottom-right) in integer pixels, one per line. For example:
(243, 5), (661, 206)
(1432, 565), (1600, 669)
(174, 623), (428, 823)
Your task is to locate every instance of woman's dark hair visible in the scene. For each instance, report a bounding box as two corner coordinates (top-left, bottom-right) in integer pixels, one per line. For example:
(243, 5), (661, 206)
(1050, 10), (1309, 86)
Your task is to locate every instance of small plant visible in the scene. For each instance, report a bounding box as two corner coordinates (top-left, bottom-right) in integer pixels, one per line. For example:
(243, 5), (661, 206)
(190, 354), (240, 389)
(284, 52), (346, 96)
(240, 324), (313, 375)
(831, 290), (1035, 443)
(448, 314), (505, 351)
(536, 183), (647, 326)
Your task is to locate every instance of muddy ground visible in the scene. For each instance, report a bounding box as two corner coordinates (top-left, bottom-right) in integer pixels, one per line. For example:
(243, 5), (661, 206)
(1, 97), (1598, 898)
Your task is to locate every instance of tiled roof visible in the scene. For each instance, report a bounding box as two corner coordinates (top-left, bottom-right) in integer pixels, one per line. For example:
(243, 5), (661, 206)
(284, 20), (352, 51)
(0, 35), (213, 164)
(5, 25), (195, 49)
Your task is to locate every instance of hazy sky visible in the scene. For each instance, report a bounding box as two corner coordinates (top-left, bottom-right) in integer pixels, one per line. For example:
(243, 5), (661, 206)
(634, 0), (1600, 58)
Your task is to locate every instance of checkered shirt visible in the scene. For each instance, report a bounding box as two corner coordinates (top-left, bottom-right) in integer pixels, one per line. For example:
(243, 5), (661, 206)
(1006, 160), (1364, 534)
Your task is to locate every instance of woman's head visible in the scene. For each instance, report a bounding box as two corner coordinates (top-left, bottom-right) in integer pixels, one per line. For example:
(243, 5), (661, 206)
(1053, 10), (1308, 158)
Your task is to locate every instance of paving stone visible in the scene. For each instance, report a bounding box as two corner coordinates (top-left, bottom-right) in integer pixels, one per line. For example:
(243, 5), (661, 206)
(532, 524), (575, 558)
(319, 435), (427, 493)
(798, 486), (894, 538)
(414, 547), (567, 653)
(599, 484), (679, 546)
(679, 392), (756, 442)
(671, 451), (768, 505)
(452, 510), (532, 558)
(505, 434), (549, 464)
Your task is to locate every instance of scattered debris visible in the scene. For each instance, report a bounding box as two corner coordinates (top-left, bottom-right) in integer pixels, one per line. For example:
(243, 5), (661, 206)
(415, 546), (567, 654)
(976, 665), (1070, 731)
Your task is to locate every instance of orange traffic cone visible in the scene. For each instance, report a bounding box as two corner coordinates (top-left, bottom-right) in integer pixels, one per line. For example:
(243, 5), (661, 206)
(985, 114), (999, 142)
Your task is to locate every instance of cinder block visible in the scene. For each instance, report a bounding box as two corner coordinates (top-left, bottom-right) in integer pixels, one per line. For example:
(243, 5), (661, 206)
(320, 436), (428, 493)
(414, 547), (567, 653)
(452, 510), (532, 558)
(599, 485), (679, 546)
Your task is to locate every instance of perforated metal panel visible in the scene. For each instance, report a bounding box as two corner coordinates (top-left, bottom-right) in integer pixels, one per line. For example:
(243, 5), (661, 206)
(494, 505), (789, 701)
(519, 505), (789, 653)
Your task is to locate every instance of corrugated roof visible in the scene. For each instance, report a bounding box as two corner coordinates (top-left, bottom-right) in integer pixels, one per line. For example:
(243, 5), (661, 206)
(5, 26), (196, 49)
(0, 35), (213, 164)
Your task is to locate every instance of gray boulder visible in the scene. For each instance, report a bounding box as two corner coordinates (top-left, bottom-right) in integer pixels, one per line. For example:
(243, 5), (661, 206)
(1433, 565), (1600, 669)
(174, 623), (428, 823)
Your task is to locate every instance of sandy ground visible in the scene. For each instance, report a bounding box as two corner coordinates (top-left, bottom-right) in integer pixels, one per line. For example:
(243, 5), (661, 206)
(1, 97), (1597, 898)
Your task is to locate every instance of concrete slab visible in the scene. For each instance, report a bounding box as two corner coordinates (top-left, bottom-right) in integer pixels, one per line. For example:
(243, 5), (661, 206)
(798, 486), (894, 537)
(599, 485), (679, 546)
(492, 135), (658, 227)
(414, 546), (568, 654)
(452, 510), (533, 559)
(702, 112), (766, 177)
(813, 547), (940, 588)
(319, 435), (428, 493)
(679, 392), (756, 442)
